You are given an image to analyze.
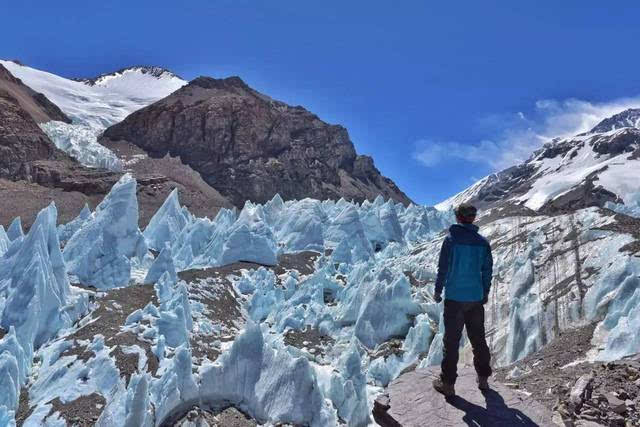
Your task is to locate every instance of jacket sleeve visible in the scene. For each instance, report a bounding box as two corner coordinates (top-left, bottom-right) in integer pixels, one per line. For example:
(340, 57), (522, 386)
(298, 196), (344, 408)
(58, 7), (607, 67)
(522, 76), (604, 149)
(481, 243), (493, 295)
(434, 237), (451, 295)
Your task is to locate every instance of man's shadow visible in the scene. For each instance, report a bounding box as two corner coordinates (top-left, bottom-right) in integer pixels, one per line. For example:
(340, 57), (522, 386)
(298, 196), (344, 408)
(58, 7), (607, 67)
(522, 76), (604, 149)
(445, 389), (540, 426)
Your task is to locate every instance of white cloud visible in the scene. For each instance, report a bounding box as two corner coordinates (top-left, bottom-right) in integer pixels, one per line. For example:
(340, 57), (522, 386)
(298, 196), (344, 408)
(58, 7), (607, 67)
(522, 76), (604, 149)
(413, 95), (640, 171)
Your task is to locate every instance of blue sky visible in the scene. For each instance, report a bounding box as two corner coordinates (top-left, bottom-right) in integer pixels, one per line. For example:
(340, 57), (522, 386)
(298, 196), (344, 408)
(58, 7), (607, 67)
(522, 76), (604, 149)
(3, 1), (640, 205)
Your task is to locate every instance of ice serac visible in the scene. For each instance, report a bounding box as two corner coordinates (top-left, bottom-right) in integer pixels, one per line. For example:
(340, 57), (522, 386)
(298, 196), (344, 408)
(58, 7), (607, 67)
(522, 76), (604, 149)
(328, 343), (370, 426)
(1, 203), (74, 347)
(63, 173), (148, 288)
(369, 313), (435, 387)
(157, 282), (193, 347)
(57, 203), (92, 244)
(353, 268), (420, 349)
(0, 203), (88, 417)
(274, 198), (326, 252)
(144, 244), (177, 285)
(143, 189), (190, 251)
(6, 217), (23, 241)
(0, 226), (9, 257)
(197, 322), (335, 426)
(219, 202), (278, 266)
(324, 204), (372, 259)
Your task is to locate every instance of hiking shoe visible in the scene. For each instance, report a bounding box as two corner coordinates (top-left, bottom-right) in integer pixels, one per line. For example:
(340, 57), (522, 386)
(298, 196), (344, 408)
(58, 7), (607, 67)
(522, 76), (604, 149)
(433, 378), (455, 397)
(477, 376), (490, 391)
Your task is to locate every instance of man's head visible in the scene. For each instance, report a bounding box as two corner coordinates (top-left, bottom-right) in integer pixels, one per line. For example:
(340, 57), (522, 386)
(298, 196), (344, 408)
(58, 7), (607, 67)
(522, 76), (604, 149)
(455, 203), (478, 224)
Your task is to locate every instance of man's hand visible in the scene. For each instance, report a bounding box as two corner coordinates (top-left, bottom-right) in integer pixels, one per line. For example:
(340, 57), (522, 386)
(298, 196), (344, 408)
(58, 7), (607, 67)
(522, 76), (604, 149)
(482, 292), (489, 305)
(434, 291), (442, 303)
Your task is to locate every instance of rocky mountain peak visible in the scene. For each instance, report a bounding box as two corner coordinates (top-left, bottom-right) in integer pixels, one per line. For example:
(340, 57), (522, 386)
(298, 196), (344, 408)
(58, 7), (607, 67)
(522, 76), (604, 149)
(189, 75), (250, 91)
(76, 65), (183, 86)
(102, 75), (412, 207)
(438, 108), (640, 214)
(590, 108), (640, 133)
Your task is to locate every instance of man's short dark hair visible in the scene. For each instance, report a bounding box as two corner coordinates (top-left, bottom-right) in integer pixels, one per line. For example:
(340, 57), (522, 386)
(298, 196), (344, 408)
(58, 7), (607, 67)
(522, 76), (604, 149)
(455, 203), (478, 223)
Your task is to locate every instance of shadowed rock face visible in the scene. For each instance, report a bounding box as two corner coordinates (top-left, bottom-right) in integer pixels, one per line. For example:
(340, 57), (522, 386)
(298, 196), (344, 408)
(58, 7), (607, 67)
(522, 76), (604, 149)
(102, 76), (413, 207)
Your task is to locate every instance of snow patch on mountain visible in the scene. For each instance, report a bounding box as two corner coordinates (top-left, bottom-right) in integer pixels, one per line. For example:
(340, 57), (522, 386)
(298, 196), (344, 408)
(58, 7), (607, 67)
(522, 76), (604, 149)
(436, 110), (640, 213)
(0, 60), (186, 171)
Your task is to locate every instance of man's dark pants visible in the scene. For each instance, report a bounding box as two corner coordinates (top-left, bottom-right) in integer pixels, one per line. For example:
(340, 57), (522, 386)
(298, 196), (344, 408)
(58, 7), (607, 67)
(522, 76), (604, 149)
(441, 299), (492, 385)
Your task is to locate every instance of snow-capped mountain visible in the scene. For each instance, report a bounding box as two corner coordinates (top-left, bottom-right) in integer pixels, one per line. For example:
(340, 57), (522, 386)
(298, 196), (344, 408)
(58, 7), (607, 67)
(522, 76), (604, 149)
(0, 60), (186, 170)
(590, 108), (640, 133)
(100, 75), (413, 207)
(437, 110), (640, 215)
(75, 65), (183, 87)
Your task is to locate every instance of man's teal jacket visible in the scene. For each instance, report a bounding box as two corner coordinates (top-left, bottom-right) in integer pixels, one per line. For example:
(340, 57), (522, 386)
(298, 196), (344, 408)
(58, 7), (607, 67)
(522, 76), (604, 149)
(434, 223), (493, 302)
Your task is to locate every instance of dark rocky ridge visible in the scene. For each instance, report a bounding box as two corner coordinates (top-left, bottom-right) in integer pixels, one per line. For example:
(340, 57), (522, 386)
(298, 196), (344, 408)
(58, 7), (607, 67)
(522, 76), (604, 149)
(590, 108), (640, 133)
(102, 75), (412, 207)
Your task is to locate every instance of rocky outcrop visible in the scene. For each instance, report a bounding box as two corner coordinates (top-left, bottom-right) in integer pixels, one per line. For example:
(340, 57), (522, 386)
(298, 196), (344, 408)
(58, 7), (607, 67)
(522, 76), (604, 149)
(373, 367), (553, 426)
(590, 108), (640, 134)
(102, 76), (412, 207)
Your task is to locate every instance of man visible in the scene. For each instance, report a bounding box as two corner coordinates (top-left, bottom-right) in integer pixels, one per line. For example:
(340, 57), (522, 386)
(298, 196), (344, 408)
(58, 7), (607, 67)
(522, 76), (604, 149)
(432, 203), (493, 397)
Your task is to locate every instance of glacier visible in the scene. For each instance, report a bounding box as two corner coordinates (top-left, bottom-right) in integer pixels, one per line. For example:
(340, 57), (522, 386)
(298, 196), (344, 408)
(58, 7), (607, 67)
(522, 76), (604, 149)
(63, 173), (148, 289)
(6, 217), (23, 242)
(56, 204), (91, 245)
(0, 203), (89, 422)
(40, 121), (123, 171)
(2, 178), (640, 426)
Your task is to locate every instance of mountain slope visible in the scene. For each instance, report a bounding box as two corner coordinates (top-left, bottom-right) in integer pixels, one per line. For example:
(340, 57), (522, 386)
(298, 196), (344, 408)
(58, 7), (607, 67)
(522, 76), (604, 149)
(0, 88), (60, 178)
(0, 64), (70, 124)
(0, 63), (230, 228)
(101, 76), (413, 207)
(0, 60), (187, 170)
(0, 60), (186, 131)
(437, 109), (640, 214)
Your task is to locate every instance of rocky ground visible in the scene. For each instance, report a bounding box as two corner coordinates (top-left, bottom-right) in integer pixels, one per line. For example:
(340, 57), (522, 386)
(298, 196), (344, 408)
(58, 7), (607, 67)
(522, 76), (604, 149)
(495, 324), (640, 426)
(14, 250), (323, 426)
(102, 138), (233, 223)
